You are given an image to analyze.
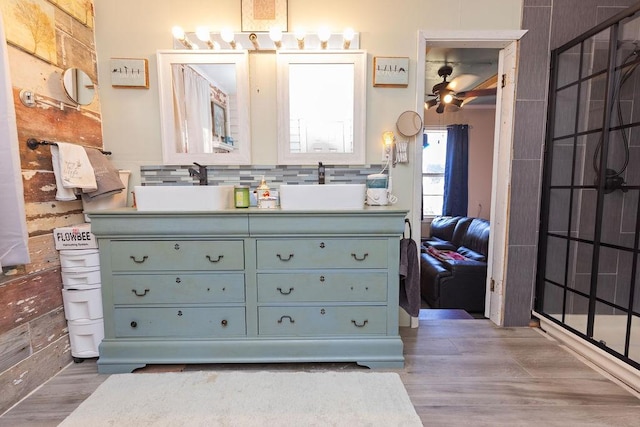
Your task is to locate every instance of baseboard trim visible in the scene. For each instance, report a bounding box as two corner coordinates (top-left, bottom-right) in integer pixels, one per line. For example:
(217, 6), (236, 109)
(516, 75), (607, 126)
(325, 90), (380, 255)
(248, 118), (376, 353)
(534, 311), (640, 393)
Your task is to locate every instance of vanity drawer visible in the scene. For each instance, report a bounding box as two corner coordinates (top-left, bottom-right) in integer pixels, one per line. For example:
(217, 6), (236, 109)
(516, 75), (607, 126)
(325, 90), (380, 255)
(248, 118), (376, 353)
(112, 273), (245, 304)
(110, 240), (244, 271)
(258, 306), (386, 336)
(114, 307), (246, 338)
(256, 239), (387, 269)
(257, 272), (387, 302)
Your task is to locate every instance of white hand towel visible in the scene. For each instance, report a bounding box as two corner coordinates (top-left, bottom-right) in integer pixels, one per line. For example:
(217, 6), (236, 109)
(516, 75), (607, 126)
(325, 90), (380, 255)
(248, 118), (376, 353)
(50, 145), (77, 201)
(56, 142), (97, 191)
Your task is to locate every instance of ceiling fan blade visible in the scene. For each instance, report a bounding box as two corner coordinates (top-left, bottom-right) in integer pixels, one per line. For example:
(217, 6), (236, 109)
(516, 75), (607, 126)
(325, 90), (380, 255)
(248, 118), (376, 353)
(457, 88), (497, 98)
(447, 73), (478, 91)
(450, 98), (463, 108)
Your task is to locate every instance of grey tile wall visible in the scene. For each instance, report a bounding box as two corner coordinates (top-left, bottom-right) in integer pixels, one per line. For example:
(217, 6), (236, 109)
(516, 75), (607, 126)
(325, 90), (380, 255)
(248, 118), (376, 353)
(506, 0), (638, 326)
(140, 164), (385, 187)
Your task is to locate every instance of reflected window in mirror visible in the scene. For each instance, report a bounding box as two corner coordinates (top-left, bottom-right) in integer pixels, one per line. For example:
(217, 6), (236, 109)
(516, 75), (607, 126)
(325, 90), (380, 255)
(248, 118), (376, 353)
(157, 50), (251, 165)
(62, 68), (95, 105)
(277, 51), (366, 165)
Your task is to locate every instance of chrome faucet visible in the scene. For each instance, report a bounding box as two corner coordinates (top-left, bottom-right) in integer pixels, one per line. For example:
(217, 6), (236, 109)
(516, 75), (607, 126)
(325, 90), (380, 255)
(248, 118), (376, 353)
(188, 162), (208, 185)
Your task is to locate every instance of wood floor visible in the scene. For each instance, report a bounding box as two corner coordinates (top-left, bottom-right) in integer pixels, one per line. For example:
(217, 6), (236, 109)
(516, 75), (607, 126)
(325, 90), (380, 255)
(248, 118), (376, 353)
(2, 313), (640, 426)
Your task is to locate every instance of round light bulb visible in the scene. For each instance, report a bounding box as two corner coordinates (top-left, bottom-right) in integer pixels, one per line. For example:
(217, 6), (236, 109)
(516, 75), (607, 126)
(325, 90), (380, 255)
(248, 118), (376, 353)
(220, 28), (235, 43)
(443, 93), (453, 104)
(269, 26), (283, 42)
(171, 26), (185, 40)
(294, 27), (306, 41)
(195, 26), (211, 42)
(318, 26), (331, 42)
(343, 27), (355, 41)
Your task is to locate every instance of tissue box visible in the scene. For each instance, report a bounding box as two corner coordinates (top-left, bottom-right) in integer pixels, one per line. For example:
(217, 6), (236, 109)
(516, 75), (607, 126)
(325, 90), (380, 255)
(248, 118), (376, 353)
(54, 223), (97, 250)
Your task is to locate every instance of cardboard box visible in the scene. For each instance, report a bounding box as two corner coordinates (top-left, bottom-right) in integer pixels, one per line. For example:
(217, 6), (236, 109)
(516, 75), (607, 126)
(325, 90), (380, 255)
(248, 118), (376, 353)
(54, 223), (98, 250)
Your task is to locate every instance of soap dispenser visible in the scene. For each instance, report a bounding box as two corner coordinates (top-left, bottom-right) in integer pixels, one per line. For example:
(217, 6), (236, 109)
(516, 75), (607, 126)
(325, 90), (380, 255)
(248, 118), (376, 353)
(318, 162), (325, 184)
(256, 177), (273, 209)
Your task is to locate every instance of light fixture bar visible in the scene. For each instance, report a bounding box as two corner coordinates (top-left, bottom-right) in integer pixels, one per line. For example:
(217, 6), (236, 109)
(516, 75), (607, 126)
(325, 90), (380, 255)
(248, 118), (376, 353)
(172, 31), (360, 51)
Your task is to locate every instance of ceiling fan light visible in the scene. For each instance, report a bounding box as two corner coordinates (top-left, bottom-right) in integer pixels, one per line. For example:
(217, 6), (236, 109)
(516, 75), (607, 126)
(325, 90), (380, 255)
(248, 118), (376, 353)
(443, 93), (453, 104)
(436, 103), (445, 114)
(450, 98), (463, 108)
(425, 98), (438, 109)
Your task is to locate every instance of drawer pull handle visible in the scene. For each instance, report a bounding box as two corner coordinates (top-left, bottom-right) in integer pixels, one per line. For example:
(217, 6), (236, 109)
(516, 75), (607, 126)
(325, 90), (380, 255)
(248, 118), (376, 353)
(130, 255), (148, 264)
(277, 253), (294, 261)
(352, 319), (368, 328)
(351, 253), (368, 261)
(221, 319), (228, 327)
(320, 242), (325, 248)
(277, 287), (294, 295)
(319, 276), (325, 282)
(206, 255), (224, 263)
(176, 277), (181, 284)
(277, 315), (295, 324)
(177, 310), (183, 316)
(174, 243), (180, 250)
(130, 321), (137, 328)
(131, 288), (149, 297)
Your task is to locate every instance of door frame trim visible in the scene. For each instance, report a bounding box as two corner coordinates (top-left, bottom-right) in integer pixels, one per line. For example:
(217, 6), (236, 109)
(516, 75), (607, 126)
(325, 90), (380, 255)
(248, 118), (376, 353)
(414, 29), (527, 325)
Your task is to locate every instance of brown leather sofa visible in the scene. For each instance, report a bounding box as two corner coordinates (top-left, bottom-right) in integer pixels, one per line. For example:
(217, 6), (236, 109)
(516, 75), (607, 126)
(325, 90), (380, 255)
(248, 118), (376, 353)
(420, 216), (490, 313)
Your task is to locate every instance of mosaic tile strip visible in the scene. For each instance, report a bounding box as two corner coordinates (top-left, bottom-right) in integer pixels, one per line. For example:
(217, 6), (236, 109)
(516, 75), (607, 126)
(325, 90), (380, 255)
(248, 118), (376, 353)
(140, 164), (386, 187)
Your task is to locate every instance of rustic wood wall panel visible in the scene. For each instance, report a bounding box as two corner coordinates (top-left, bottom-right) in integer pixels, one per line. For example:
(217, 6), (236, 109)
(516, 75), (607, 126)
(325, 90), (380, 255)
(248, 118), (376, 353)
(24, 234), (61, 274)
(15, 88), (102, 164)
(30, 307), (68, 353)
(0, 0), (100, 412)
(0, 268), (64, 335)
(0, 324), (31, 374)
(0, 335), (71, 415)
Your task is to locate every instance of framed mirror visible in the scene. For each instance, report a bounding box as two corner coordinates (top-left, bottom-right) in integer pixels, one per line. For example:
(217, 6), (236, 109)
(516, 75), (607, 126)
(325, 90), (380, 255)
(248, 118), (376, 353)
(62, 68), (95, 105)
(276, 51), (366, 165)
(157, 50), (251, 165)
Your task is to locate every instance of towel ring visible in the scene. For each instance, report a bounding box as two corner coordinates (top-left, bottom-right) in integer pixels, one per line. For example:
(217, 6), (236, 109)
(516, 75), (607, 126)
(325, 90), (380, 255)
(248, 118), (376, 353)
(403, 218), (412, 239)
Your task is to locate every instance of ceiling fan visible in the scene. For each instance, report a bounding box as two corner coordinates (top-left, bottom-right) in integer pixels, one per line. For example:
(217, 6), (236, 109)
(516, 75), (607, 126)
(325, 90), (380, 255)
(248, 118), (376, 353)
(425, 65), (497, 114)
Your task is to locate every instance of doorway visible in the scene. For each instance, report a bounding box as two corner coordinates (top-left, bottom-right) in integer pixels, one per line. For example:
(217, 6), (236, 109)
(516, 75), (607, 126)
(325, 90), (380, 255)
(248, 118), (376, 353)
(415, 30), (527, 325)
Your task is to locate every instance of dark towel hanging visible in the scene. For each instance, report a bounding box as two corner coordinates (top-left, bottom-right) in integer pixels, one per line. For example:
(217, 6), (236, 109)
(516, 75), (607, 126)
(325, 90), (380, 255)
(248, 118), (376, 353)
(399, 219), (420, 317)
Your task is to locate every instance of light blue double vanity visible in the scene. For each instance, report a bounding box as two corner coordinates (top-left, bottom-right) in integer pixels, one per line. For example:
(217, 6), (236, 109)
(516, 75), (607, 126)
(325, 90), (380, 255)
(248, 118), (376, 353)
(91, 205), (408, 374)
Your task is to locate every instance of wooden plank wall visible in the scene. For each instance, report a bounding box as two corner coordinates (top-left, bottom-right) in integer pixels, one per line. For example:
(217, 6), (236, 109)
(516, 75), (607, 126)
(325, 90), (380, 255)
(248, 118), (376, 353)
(0, 0), (102, 414)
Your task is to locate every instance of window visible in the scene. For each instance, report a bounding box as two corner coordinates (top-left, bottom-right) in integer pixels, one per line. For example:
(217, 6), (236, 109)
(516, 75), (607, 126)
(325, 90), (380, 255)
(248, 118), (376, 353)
(422, 129), (448, 217)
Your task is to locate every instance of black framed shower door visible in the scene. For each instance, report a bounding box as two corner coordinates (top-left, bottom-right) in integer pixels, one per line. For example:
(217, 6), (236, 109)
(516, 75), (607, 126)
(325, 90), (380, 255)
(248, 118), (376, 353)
(536, 2), (640, 370)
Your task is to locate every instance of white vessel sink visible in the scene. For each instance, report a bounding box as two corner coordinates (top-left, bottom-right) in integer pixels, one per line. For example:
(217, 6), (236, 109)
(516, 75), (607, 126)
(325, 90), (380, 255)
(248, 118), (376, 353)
(279, 184), (365, 210)
(134, 185), (234, 211)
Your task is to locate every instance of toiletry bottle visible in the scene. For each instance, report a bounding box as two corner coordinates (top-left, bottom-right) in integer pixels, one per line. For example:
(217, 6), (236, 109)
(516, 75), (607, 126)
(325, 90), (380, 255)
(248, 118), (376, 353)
(256, 177), (270, 208)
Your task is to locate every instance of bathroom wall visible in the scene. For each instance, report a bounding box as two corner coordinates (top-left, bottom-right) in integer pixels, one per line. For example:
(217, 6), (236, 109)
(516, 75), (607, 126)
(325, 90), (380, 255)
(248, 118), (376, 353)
(92, 0), (522, 212)
(0, 0), (101, 413)
(423, 107), (496, 221)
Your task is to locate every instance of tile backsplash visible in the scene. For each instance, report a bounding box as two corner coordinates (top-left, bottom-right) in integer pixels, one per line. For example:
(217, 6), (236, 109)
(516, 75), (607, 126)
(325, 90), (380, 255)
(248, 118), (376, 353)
(140, 164), (385, 187)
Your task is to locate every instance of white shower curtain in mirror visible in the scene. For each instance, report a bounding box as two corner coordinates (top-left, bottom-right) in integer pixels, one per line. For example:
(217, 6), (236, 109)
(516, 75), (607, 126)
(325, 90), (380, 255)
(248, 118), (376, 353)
(184, 66), (212, 153)
(0, 10), (30, 269)
(173, 65), (212, 154)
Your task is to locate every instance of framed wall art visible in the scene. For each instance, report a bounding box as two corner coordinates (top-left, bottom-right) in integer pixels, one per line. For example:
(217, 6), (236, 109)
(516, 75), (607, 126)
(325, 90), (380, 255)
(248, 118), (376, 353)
(212, 102), (227, 139)
(110, 58), (149, 88)
(241, 0), (288, 32)
(373, 56), (409, 88)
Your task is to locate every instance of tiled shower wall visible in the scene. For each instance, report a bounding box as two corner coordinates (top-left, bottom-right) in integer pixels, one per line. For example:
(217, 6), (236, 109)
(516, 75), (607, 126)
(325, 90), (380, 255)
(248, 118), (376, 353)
(141, 164), (385, 187)
(505, 0), (638, 326)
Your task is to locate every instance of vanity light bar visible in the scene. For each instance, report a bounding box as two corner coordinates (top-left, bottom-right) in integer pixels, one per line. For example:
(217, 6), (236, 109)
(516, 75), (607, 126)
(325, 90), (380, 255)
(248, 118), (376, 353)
(171, 30), (360, 51)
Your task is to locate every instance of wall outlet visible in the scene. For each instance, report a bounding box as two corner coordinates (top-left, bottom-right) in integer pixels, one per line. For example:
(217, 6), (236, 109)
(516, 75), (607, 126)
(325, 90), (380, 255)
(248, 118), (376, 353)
(382, 145), (392, 162)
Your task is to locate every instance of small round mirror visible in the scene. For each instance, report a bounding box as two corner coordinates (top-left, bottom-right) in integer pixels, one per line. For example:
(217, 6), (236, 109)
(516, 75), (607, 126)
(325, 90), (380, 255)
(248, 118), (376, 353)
(62, 68), (95, 105)
(396, 110), (423, 137)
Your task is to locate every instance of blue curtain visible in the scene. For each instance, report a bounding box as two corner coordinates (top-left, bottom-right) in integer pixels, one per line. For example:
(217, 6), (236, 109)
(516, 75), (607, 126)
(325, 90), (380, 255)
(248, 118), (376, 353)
(443, 124), (469, 216)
